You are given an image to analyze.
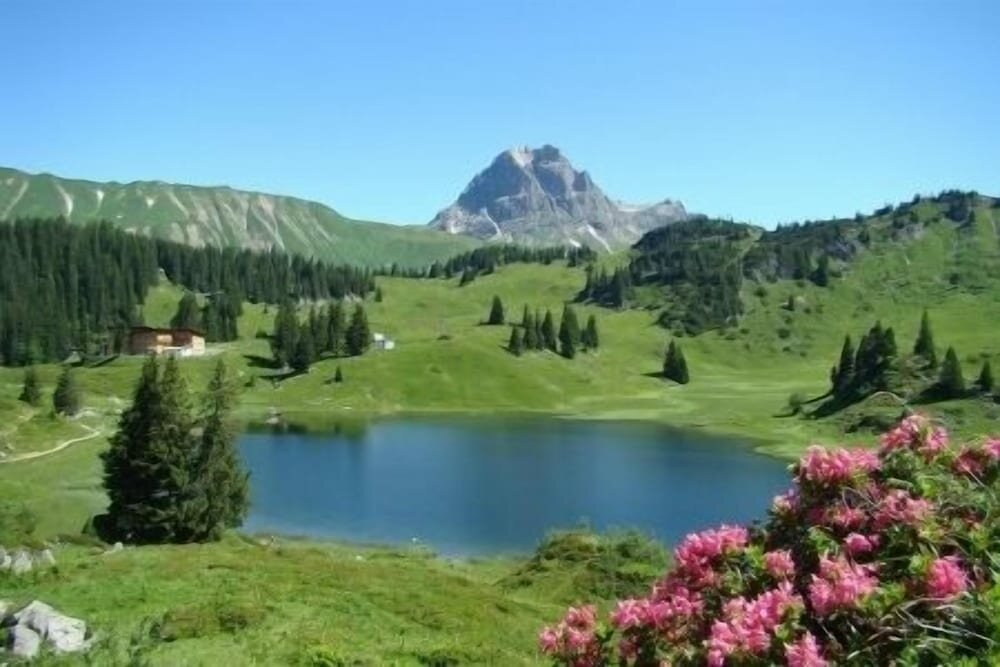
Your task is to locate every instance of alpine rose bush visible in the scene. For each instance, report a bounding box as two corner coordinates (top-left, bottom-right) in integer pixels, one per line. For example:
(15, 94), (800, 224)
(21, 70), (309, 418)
(539, 416), (1000, 665)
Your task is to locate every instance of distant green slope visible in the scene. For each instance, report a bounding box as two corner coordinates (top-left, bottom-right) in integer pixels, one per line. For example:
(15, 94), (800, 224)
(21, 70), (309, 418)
(0, 166), (478, 267)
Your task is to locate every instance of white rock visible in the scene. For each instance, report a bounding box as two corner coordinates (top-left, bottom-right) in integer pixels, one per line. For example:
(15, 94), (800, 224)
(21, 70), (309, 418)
(0, 552), (10, 571)
(11, 550), (32, 575)
(7, 624), (41, 659)
(36, 548), (57, 567)
(14, 600), (89, 653)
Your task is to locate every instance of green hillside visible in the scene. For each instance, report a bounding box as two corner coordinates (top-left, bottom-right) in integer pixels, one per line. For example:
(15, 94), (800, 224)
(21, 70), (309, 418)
(0, 166), (478, 267)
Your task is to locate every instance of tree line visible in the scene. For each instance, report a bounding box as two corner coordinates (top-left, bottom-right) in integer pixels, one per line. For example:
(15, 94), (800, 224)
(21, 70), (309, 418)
(270, 300), (372, 372)
(0, 217), (374, 366)
(823, 310), (995, 413)
(374, 244), (596, 283)
(490, 298), (599, 359)
(170, 292), (242, 342)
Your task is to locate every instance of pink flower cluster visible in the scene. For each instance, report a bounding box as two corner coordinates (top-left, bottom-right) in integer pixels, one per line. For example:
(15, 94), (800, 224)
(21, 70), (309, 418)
(873, 489), (932, 529)
(673, 524), (748, 587)
(784, 632), (828, 667)
(953, 439), (1000, 478)
(880, 414), (949, 457)
(925, 556), (968, 600)
(706, 581), (803, 666)
(764, 549), (796, 579)
(538, 605), (601, 667)
(843, 532), (879, 558)
(808, 555), (879, 616)
(797, 446), (880, 486)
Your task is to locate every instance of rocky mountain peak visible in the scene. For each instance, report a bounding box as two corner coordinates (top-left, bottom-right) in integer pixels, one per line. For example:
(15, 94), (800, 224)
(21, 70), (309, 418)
(429, 145), (686, 249)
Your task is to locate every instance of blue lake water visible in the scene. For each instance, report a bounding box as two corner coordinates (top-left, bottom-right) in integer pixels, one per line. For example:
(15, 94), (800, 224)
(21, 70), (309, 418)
(239, 417), (790, 555)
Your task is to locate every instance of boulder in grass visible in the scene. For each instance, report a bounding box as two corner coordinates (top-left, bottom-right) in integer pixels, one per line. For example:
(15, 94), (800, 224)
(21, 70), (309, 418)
(13, 600), (90, 654)
(6, 624), (41, 659)
(35, 548), (57, 568)
(10, 550), (32, 575)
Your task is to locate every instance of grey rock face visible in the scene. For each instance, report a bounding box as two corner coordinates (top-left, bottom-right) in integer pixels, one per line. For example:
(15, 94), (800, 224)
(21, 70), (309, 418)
(36, 548), (57, 568)
(7, 624), (41, 659)
(13, 600), (90, 654)
(10, 550), (32, 575)
(429, 145), (686, 249)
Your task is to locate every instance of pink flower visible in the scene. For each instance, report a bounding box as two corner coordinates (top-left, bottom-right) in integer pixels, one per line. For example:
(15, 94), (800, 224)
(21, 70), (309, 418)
(797, 446), (879, 487)
(926, 556), (968, 600)
(984, 438), (1000, 461)
(843, 533), (879, 557)
(705, 583), (803, 663)
(673, 525), (748, 587)
(826, 504), (866, 531)
(772, 488), (800, 514)
(808, 556), (878, 616)
(874, 490), (932, 529)
(923, 427), (949, 456)
(538, 605), (601, 665)
(764, 549), (796, 579)
(785, 632), (828, 667)
(953, 448), (986, 477)
(880, 415), (951, 458)
(610, 599), (647, 630)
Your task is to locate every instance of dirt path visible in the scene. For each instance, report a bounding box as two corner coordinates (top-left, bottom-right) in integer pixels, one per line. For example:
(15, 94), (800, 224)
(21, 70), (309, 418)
(0, 423), (103, 464)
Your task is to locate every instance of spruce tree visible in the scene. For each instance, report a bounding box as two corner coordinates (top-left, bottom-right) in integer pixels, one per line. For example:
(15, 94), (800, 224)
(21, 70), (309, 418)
(487, 296), (505, 325)
(558, 306), (581, 359)
(534, 309), (545, 350)
(327, 302), (346, 357)
(375, 287), (384, 303)
(913, 309), (937, 368)
(193, 359), (249, 540)
(663, 341), (690, 385)
(520, 305), (530, 328)
(270, 299), (298, 368)
(334, 365), (344, 383)
(52, 366), (81, 416)
(976, 360), (994, 393)
(171, 292), (202, 331)
(541, 310), (557, 352)
(833, 335), (855, 394)
(938, 346), (966, 398)
(523, 312), (537, 350)
(508, 326), (523, 356)
(582, 315), (600, 350)
(19, 366), (41, 406)
(291, 325), (315, 372)
(346, 304), (371, 356)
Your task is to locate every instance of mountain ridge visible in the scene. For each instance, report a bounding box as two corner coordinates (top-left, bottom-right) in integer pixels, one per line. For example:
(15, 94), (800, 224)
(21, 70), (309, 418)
(0, 166), (477, 267)
(428, 145), (687, 249)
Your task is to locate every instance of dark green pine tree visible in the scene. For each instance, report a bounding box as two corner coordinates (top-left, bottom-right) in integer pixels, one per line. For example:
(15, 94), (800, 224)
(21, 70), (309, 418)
(832, 335), (855, 394)
(508, 326), (523, 356)
(522, 312), (538, 350)
(937, 346), (966, 398)
(976, 360), (994, 393)
(327, 302), (346, 357)
(459, 268), (476, 286)
(663, 341), (690, 385)
(913, 309), (937, 368)
(520, 305), (531, 328)
(534, 309), (545, 350)
(375, 287), (384, 303)
(19, 366), (41, 406)
(487, 295), (505, 325)
(334, 365), (344, 383)
(541, 310), (557, 352)
(346, 304), (372, 356)
(171, 292), (202, 331)
(192, 359), (249, 540)
(581, 314), (600, 350)
(52, 366), (81, 416)
(154, 356), (200, 542)
(811, 255), (830, 287)
(270, 299), (299, 368)
(291, 325), (315, 372)
(558, 305), (581, 359)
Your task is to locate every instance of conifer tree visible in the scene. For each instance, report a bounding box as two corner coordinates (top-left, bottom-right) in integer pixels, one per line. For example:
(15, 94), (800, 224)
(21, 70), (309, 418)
(327, 302), (346, 357)
(487, 296), (505, 325)
(459, 268), (476, 286)
(534, 309), (545, 350)
(833, 335), (855, 394)
(18, 366), (41, 406)
(558, 306), (581, 359)
(270, 299), (299, 368)
(52, 366), (81, 416)
(541, 310), (557, 352)
(346, 304), (371, 356)
(523, 312), (537, 350)
(913, 310), (937, 368)
(334, 365), (344, 383)
(375, 287), (384, 302)
(976, 360), (994, 393)
(582, 315), (600, 350)
(663, 341), (690, 384)
(521, 305), (530, 328)
(508, 326), (523, 356)
(171, 292), (202, 331)
(291, 325), (315, 372)
(193, 359), (249, 540)
(938, 346), (966, 398)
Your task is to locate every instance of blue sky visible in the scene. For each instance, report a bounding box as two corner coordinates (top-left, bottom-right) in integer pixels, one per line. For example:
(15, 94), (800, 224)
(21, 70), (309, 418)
(2, 0), (997, 227)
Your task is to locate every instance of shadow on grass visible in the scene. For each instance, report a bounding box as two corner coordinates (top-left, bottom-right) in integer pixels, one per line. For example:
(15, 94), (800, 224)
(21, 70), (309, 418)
(243, 354), (280, 370)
